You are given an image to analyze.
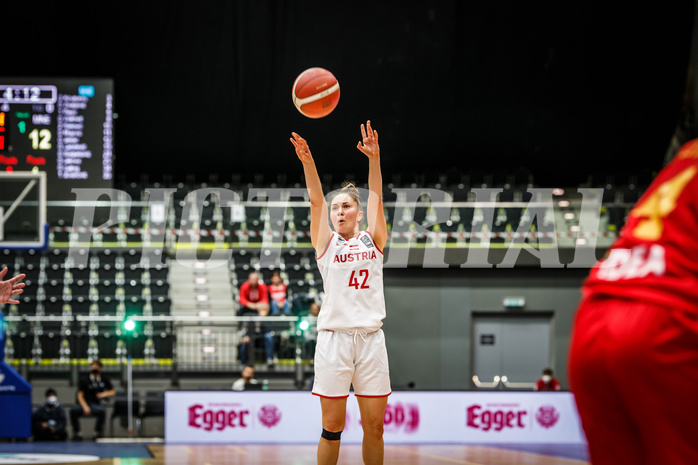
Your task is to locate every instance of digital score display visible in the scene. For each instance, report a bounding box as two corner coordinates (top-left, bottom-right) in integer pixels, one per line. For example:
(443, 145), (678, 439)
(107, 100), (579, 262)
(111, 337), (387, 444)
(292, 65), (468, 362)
(0, 78), (114, 200)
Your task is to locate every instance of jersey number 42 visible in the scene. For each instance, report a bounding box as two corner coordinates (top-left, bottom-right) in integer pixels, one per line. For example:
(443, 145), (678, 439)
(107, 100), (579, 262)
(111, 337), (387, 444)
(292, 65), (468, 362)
(349, 270), (370, 289)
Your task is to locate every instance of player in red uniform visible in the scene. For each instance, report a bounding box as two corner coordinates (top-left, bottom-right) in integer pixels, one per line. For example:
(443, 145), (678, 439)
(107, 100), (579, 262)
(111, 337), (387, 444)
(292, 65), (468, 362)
(568, 139), (698, 465)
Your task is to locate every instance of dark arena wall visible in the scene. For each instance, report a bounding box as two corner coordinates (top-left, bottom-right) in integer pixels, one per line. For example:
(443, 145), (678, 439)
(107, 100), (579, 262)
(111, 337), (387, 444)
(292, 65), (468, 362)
(1, 1), (694, 186)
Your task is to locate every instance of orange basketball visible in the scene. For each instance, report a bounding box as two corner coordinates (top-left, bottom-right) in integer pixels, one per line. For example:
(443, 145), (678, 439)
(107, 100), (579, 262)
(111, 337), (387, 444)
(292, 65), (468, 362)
(292, 67), (340, 118)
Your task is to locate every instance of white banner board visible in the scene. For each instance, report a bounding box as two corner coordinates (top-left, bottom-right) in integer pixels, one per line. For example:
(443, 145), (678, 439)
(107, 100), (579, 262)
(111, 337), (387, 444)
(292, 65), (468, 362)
(165, 391), (586, 444)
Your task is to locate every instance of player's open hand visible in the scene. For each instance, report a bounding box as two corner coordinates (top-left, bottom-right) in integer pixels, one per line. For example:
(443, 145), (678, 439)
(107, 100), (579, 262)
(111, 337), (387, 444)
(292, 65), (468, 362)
(0, 267), (26, 305)
(290, 132), (313, 164)
(357, 120), (379, 159)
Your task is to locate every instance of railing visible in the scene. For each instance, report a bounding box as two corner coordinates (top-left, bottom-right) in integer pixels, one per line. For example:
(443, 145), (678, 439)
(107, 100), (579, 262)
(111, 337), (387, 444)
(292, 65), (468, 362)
(471, 375), (537, 390)
(2, 314), (318, 387)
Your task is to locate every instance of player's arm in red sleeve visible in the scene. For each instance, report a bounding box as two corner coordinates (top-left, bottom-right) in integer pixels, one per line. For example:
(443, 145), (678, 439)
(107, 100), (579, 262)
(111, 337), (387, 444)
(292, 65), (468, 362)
(239, 281), (251, 307)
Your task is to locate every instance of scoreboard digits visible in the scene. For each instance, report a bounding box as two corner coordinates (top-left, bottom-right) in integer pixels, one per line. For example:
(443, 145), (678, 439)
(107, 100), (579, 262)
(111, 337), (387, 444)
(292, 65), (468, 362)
(0, 85), (57, 104)
(28, 129), (52, 150)
(0, 78), (114, 199)
(0, 111), (6, 150)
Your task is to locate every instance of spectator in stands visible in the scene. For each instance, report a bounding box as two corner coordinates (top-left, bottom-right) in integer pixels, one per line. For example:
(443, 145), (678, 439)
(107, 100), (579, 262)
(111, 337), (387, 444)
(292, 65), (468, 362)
(0, 267), (25, 304)
(232, 365), (259, 391)
(32, 388), (67, 441)
(301, 302), (321, 360)
(534, 368), (561, 391)
(70, 359), (115, 440)
(238, 272), (275, 365)
(294, 301), (321, 319)
(238, 271), (270, 316)
(269, 270), (291, 315)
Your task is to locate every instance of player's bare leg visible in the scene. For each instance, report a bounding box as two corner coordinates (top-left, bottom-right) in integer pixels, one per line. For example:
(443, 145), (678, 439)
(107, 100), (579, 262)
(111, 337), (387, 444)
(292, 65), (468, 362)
(357, 395), (388, 465)
(318, 397), (347, 465)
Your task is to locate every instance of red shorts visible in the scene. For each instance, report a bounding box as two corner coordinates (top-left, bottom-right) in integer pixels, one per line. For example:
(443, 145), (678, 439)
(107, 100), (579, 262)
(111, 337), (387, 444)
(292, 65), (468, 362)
(569, 296), (698, 465)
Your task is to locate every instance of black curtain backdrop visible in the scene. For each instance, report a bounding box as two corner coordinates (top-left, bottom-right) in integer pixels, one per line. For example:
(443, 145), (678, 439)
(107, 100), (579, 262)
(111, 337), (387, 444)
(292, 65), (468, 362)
(3, 1), (694, 186)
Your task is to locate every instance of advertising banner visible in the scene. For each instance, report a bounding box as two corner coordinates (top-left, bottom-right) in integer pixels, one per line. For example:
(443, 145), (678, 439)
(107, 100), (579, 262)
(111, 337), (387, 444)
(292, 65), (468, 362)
(165, 391), (586, 444)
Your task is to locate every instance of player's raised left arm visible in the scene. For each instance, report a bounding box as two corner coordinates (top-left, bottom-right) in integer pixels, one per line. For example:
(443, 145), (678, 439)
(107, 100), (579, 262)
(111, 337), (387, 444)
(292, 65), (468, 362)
(357, 120), (387, 250)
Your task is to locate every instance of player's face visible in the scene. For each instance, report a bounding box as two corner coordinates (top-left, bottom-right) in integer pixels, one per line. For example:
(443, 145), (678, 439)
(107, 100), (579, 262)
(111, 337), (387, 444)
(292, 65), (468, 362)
(331, 194), (362, 237)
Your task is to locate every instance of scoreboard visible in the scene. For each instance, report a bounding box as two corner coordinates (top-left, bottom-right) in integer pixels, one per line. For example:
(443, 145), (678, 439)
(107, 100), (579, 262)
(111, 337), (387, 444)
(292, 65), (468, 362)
(0, 78), (114, 200)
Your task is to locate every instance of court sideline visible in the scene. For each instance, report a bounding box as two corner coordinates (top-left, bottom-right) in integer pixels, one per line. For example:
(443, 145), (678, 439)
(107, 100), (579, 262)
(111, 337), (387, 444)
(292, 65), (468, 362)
(0, 443), (590, 465)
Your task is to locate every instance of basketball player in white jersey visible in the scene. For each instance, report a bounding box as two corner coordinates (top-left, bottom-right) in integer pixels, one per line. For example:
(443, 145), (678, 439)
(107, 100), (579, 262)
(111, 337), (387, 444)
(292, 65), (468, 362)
(291, 120), (390, 465)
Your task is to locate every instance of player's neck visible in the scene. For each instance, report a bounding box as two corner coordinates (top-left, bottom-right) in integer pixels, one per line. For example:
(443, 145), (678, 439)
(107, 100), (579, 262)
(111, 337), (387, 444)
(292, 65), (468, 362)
(338, 230), (360, 241)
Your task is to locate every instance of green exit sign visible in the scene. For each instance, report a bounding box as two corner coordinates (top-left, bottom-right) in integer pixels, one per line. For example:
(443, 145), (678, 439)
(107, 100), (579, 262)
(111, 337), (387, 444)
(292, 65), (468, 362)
(503, 297), (525, 308)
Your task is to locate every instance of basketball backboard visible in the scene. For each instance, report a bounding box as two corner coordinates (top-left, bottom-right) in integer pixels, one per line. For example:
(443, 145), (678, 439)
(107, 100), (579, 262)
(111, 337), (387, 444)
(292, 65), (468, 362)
(0, 171), (47, 249)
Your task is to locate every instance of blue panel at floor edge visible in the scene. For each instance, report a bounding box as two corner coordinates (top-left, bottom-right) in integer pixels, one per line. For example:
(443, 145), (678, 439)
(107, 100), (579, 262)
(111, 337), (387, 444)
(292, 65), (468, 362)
(0, 361), (32, 439)
(0, 442), (154, 459)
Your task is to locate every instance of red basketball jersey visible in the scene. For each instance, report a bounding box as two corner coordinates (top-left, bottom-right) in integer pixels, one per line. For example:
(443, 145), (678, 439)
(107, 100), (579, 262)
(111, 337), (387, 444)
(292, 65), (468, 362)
(582, 139), (698, 312)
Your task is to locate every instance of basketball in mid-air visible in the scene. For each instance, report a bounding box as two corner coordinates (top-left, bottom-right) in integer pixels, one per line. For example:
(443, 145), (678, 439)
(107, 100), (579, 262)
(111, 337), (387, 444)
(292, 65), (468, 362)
(292, 67), (340, 118)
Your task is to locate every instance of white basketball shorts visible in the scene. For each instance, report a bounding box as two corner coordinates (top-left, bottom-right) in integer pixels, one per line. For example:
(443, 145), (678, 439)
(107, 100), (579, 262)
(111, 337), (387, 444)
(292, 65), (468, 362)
(312, 329), (391, 398)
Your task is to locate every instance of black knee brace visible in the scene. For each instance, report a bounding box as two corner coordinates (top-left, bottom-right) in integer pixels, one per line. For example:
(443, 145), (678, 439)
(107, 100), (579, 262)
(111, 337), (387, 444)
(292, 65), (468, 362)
(321, 428), (342, 441)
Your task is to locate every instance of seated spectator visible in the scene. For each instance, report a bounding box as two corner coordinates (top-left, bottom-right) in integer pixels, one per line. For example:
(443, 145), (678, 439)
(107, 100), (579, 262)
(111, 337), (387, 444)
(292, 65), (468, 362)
(294, 301), (321, 318)
(268, 270), (291, 315)
(308, 302), (320, 317)
(32, 388), (67, 441)
(534, 367), (561, 391)
(232, 365), (259, 391)
(238, 272), (275, 365)
(70, 359), (115, 440)
(294, 302), (321, 360)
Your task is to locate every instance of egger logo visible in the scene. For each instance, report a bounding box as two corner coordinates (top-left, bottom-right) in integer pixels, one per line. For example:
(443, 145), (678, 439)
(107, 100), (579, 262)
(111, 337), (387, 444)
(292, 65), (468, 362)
(466, 404), (563, 432)
(535, 406), (560, 429)
(188, 404), (250, 431)
(258, 405), (282, 428)
(466, 404), (527, 432)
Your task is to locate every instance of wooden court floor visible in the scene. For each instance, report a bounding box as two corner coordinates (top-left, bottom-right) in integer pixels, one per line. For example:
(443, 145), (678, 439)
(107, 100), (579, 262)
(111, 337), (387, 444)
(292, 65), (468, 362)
(52, 444), (590, 465)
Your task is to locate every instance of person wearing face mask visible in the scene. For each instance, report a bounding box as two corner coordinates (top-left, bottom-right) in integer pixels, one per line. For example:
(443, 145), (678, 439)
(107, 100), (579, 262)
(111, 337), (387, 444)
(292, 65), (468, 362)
(534, 368), (561, 391)
(32, 388), (67, 441)
(69, 359), (115, 440)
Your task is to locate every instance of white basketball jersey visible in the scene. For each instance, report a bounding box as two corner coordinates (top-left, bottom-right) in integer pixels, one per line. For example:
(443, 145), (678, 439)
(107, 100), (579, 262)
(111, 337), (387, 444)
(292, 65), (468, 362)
(316, 231), (386, 332)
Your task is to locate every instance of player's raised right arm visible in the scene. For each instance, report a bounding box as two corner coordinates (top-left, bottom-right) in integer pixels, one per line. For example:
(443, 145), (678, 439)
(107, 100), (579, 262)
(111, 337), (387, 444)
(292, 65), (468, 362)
(0, 267), (25, 305)
(290, 132), (332, 253)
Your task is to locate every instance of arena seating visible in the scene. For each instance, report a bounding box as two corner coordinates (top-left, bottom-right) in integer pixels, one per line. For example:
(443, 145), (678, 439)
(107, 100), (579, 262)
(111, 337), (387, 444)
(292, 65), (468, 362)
(0, 170), (651, 374)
